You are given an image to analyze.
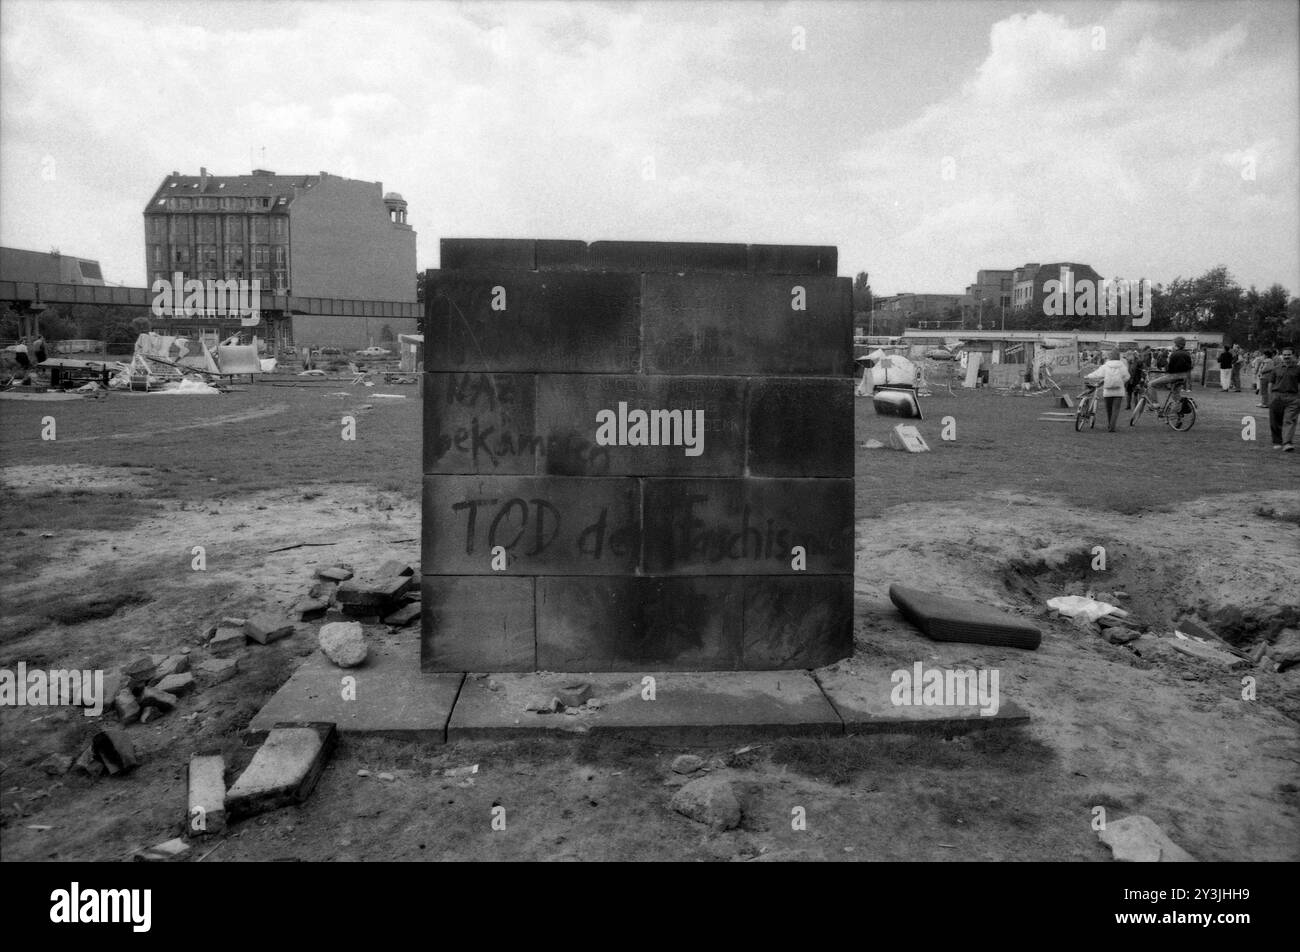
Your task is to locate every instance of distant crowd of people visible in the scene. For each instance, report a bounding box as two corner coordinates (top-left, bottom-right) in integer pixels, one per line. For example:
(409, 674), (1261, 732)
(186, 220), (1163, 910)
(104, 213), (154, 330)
(1077, 338), (1299, 450)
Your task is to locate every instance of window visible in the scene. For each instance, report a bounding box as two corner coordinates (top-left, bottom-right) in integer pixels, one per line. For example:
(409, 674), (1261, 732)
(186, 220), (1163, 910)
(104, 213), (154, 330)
(172, 246), (190, 266)
(252, 245), (269, 271)
(197, 216), (217, 241)
(224, 245), (245, 271)
(150, 245), (163, 268)
(169, 216), (191, 241)
(178, 198), (192, 210)
(225, 216), (244, 240)
(272, 245), (286, 267)
(198, 244), (219, 271)
(146, 217), (166, 239)
(271, 217), (287, 240)
(249, 217), (268, 242)
(273, 271), (287, 293)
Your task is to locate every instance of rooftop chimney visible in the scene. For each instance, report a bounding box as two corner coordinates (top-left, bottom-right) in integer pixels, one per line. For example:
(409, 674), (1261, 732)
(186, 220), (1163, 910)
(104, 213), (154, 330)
(199, 166), (210, 191)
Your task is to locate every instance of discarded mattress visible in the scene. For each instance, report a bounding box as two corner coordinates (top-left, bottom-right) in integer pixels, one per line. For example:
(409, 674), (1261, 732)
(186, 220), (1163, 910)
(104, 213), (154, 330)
(889, 584), (1042, 650)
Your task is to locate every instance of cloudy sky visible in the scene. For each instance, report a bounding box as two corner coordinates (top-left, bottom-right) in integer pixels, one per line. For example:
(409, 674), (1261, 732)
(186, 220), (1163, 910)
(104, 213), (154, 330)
(1, 0), (1296, 296)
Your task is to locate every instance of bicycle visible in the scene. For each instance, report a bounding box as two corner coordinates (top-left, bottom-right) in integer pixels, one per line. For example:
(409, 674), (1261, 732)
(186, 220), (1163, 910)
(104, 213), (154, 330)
(1075, 382), (1099, 431)
(1129, 377), (1197, 431)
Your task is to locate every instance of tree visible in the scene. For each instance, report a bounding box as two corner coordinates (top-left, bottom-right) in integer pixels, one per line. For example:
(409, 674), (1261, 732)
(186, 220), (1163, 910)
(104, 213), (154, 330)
(853, 272), (872, 314)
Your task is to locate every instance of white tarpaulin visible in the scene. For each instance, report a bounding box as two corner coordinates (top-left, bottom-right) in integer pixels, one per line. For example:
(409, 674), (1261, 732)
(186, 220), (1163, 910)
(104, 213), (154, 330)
(856, 349), (918, 395)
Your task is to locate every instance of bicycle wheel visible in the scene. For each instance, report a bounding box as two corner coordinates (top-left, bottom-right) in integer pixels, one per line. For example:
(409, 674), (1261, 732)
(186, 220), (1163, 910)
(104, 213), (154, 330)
(1129, 397), (1146, 426)
(1166, 399), (1196, 431)
(1074, 403), (1088, 431)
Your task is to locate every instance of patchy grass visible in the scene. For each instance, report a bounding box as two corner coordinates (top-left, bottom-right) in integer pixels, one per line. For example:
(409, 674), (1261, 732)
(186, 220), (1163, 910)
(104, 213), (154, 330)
(1255, 503), (1300, 524)
(770, 728), (1052, 785)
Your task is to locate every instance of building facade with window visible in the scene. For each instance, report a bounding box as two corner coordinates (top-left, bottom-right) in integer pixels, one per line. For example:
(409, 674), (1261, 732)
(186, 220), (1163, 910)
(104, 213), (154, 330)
(142, 168), (416, 350)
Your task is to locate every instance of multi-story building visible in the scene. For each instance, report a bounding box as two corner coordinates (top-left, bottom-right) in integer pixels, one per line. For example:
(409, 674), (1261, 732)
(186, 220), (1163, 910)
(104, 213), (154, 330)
(872, 292), (968, 326)
(142, 168), (416, 350)
(0, 246), (105, 286)
(963, 269), (1013, 326)
(1010, 262), (1103, 318)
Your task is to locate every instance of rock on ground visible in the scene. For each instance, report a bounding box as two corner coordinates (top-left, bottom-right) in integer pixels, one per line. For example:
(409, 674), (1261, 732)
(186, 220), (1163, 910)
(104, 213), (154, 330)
(318, 621), (367, 668)
(670, 775), (742, 831)
(1099, 815), (1197, 862)
(671, 754), (705, 774)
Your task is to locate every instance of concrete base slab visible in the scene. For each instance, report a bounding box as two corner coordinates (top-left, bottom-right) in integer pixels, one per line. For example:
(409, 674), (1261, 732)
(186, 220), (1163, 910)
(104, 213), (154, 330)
(814, 666), (1030, 735)
(248, 638), (463, 742)
(447, 671), (843, 746)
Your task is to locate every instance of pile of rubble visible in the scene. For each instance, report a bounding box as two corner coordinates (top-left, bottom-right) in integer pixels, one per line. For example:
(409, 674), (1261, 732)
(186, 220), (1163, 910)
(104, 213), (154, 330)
(1048, 593), (1299, 673)
(48, 555), (422, 858)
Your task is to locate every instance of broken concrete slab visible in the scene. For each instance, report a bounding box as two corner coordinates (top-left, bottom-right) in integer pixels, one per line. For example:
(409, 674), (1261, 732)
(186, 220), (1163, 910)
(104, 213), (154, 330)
(133, 837), (191, 862)
(382, 602), (421, 626)
(376, 560), (415, 578)
(248, 638), (462, 742)
(447, 671), (843, 744)
(207, 627), (247, 657)
(1168, 637), (1252, 670)
(140, 686), (178, 710)
(245, 613), (296, 645)
(1098, 815), (1197, 862)
(319, 621), (367, 668)
(152, 655), (190, 681)
(293, 596), (330, 620)
(154, 672), (196, 696)
(196, 657), (239, 683)
(187, 754), (226, 836)
(814, 665), (1030, 735)
(337, 574), (411, 607)
(121, 657), (157, 690)
(91, 727), (140, 775)
(225, 722), (337, 820)
(316, 566), (354, 582)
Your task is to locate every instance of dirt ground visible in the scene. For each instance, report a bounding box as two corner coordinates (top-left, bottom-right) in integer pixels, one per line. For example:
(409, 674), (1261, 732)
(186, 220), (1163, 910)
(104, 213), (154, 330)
(1, 379), (1297, 862)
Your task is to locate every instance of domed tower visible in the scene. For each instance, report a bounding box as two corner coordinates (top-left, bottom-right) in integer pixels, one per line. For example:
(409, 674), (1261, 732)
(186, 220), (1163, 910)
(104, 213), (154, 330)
(383, 192), (409, 226)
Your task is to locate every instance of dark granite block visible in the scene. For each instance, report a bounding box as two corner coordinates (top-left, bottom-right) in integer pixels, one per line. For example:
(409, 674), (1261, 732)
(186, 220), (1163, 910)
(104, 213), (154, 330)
(423, 475), (640, 575)
(642, 273), (853, 375)
(587, 241), (749, 274)
(743, 576), (853, 668)
(642, 478), (854, 575)
(535, 375), (745, 477)
(536, 576), (743, 670)
(746, 377), (854, 477)
(423, 372), (538, 475)
(425, 271), (641, 373)
(535, 239), (590, 271)
(421, 576), (535, 672)
(440, 238), (535, 271)
(746, 244), (838, 276)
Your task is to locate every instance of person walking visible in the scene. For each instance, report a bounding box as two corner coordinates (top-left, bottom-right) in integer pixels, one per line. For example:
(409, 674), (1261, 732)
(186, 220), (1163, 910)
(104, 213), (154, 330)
(1085, 348), (1130, 432)
(1217, 347), (1234, 391)
(1256, 349), (1275, 408)
(1124, 348), (1144, 410)
(1230, 345), (1244, 391)
(1268, 348), (1300, 451)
